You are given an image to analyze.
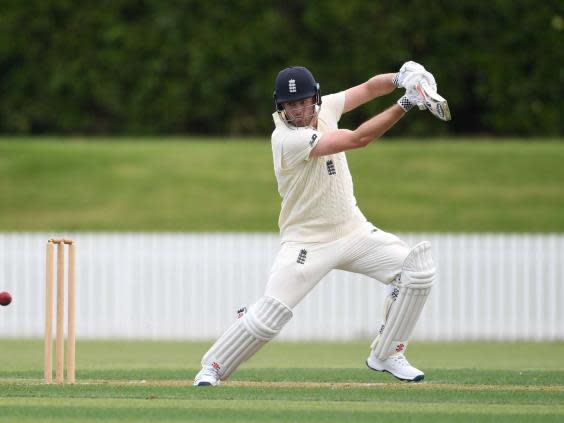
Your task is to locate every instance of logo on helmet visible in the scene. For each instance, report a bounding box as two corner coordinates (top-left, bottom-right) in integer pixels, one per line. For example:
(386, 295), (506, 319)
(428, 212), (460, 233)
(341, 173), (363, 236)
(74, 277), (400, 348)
(288, 79), (297, 93)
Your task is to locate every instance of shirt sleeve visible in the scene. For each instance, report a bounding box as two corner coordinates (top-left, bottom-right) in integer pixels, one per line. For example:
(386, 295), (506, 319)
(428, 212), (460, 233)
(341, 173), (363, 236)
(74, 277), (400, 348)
(320, 91), (346, 123)
(281, 128), (322, 169)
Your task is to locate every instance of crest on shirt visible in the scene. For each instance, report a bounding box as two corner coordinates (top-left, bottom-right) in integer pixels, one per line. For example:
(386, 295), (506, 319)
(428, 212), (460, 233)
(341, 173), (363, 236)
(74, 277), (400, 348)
(288, 79), (297, 93)
(297, 249), (307, 264)
(326, 159), (336, 175)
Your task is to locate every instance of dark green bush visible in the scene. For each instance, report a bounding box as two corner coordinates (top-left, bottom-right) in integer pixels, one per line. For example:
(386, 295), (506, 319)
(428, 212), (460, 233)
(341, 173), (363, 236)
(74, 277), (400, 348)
(0, 0), (562, 136)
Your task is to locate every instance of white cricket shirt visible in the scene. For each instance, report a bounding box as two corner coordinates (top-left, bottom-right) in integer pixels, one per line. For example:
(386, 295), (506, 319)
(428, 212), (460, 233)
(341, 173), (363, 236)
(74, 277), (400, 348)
(271, 91), (366, 243)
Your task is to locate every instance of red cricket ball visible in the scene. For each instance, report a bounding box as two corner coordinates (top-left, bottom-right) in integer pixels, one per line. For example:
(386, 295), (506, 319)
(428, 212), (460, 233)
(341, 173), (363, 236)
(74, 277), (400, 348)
(0, 291), (12, 306)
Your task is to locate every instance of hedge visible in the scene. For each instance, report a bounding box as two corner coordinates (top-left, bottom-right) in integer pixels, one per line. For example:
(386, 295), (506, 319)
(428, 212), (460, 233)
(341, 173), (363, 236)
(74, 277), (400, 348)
(0, 0), (562, 136)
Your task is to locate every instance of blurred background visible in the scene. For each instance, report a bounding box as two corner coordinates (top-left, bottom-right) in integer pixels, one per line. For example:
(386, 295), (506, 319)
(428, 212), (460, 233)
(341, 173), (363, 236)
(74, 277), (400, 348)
(0, 1), (563, 343)
(1, 0), (562, 136)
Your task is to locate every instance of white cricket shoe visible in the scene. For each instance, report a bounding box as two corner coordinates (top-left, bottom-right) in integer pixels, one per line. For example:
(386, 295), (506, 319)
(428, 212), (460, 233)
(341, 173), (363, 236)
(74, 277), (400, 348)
(366, 353), (424, 382)
(193, 365), (220, 387)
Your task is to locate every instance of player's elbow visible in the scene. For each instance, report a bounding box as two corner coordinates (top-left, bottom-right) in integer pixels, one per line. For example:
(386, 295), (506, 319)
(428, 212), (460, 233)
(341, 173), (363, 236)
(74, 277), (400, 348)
(350, 130), (372, 148)
(311, 129), (370, 157)
(339, 129), (369, 149)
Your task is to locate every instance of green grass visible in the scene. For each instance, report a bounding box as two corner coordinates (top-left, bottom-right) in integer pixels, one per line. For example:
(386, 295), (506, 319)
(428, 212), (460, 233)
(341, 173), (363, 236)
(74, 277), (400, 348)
(1, 340), (563, 422)
(1, 137), (563, 232)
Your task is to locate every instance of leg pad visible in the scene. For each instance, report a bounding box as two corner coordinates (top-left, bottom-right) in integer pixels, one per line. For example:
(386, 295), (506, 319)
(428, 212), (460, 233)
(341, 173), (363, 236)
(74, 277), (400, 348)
(202, 296), (292, 380)
(372, 242), (436, 359)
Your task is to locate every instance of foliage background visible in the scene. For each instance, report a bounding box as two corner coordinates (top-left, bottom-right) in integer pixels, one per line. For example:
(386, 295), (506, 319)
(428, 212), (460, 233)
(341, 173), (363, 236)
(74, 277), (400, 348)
(1, 0), (562, 136)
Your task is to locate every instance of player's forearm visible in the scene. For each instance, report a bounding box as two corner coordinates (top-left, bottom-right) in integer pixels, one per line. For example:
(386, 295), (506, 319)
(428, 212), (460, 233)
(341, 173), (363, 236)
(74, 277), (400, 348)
(310, 104), (405, 157)
(364, 73), (397, 99)
(343, 73), (399, 113)
(355, 104), (405, 145)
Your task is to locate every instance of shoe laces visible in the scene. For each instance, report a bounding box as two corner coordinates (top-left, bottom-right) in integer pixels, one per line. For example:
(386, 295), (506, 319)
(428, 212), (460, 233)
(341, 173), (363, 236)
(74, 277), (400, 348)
(390, 354), (411, 368)
(199, 365), (219, 379)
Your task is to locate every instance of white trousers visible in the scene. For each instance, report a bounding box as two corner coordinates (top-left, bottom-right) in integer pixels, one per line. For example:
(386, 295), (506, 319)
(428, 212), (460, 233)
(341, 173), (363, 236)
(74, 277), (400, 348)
(265, 222), (409, 309)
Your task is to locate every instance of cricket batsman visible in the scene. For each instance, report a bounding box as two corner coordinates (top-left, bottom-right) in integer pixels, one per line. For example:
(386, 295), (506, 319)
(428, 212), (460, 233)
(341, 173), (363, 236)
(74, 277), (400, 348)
(194, 61), (447, 386)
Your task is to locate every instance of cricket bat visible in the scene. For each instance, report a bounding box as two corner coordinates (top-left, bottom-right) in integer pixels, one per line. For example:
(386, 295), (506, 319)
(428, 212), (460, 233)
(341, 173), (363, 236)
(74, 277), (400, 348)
(416, 80), (452, 121)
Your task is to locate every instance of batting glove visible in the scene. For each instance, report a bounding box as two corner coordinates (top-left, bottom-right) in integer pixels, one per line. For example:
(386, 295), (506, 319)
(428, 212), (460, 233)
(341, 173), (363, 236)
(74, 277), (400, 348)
(402, 70), (437, 92)
(393, 61), (425, 88)
(397, 86), (425, 112)
(393, 61), (437, 93)
(397, 95), (414, 112)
